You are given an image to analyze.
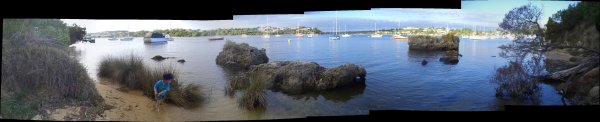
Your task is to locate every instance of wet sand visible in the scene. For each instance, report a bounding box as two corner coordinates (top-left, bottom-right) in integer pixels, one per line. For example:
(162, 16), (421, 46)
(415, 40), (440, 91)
(94, 80), (168, 121)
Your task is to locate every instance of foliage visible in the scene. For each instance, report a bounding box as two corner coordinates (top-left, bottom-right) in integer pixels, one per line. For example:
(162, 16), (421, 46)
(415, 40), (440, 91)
(3, 19), (71, 45)
(499, 3), (544, 44)
(68, 24), (86, 45)
(545, 2), (600, 51)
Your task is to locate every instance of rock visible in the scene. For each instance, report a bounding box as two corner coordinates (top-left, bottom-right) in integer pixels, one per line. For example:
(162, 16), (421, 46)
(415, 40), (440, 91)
(421, 60), (428, 65)
(567, 67), (600, 96)
(408, 33), (459, 51)
(151, 55), (167, 61)
(216, 41), (268, 69)
(439, 50), (459, 64)
(318, 64), (367, 90)
(248, 61), (324, 93)
(32, 115), (42, 120)
(544, 49), (580, 73)
(588, 86), (599, 105)
(177, 59), (186, 63)
(247, 61), (366, 94)
(459, 54), (463, 57)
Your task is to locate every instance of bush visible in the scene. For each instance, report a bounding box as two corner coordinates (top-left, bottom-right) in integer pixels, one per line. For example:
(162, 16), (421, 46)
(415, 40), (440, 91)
(490, 61), (541, 104)
(1, 25), (103, 119)
(239, 73), (267, 111)
(97, 55), (203, 108)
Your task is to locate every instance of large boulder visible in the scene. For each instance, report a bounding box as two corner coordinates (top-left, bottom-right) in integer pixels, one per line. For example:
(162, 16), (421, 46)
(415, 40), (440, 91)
(318, 64), (367, 90)
(216, 41), (268, 69)
(439, 50), (459, 64)
(408, 33), (459, 51)
(247, 61), (367, 94)
(566, 67), (599, 99)
(588, 86), (599, 105)
(248, 61), (324, 93)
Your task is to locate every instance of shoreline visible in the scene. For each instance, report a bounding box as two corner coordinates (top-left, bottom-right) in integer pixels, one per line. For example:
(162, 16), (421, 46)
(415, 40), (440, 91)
(33, 80), (175, 121)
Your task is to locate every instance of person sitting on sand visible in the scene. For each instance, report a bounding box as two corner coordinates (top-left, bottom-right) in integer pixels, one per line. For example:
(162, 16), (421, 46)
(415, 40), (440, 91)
(154, 73), (174, 112)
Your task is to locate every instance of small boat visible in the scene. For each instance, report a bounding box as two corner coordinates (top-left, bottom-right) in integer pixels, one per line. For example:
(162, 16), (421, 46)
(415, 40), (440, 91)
(295, 33), (304, 37)
(241, 34), (248, 38)
(143, 32), (168, 43)
(370, 21), (383, 38)
(165, 34), (174, 41)
(262, 15), (271, 39)
(294, 21), (304, 38)
(83, 36), (95, 43)
(108, 37), (118, 41)
(120, 37), (133, 41)
(262, 34), (270, 38)
(208, 36), (224, 41)
(341, 33), (351, 38)
(370, 33), (383, 38)
(341, 24), (351, 38)
(307, 33), (314, 38)
(329, 34), (340, 40)
(329, 11), (340, 40)
(392, 34), (408, 40)
(392, 22), (407, 40)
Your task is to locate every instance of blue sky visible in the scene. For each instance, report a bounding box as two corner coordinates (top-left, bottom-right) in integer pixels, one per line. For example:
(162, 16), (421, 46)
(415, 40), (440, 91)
(63, 0), (579, 33)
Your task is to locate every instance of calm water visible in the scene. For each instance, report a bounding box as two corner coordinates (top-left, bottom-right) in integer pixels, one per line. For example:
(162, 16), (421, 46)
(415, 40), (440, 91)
(72, 35), (563, 120)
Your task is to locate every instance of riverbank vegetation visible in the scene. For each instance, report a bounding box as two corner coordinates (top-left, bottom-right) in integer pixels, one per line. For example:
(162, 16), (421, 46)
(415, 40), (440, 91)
(2, 19), (105, 120)
(97, 54), (203, 108)
(91, 26), (324, 38)
(496, 2), (599, 105)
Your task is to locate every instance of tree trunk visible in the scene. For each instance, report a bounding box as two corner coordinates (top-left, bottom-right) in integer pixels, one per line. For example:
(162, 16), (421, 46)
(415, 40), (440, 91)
(550, 55), (600, 82)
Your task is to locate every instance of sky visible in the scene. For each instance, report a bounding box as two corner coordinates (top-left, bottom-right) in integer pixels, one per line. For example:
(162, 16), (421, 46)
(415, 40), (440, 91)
(62, 0), (580, 33)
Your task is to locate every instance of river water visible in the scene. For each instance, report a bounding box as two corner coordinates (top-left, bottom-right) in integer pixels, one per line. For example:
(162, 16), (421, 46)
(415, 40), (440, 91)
(72, 34), (563, 120)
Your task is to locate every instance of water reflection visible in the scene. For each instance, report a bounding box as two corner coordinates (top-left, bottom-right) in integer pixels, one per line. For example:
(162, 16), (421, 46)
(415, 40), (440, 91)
(282, 84), (366, 103)
(220, 65), (366, 105)
(492, 38), (551, 105)
(407, 50), (444, 65)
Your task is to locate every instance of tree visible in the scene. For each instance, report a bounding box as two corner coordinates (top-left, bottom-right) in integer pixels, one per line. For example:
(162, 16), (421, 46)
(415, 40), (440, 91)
(68, 24), (86, 44)
(499, 3), (544, 45)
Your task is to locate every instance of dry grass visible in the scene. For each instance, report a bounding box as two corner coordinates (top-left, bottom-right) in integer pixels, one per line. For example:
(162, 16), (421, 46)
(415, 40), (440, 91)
(97, 55), (203, 108)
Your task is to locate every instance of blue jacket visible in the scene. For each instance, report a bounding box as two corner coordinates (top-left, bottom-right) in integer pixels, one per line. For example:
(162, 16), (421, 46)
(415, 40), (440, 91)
(154, 80), (171, 97)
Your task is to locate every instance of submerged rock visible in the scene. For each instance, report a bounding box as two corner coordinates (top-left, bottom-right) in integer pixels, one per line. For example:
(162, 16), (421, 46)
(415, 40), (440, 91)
(177, 59), (186, 63)
(421, 60), (428, 65)
(216, 41), (268, 69)
(439, 50), (459, 64)
(247, 61), (367, 94)
(151, 55), (167, 61)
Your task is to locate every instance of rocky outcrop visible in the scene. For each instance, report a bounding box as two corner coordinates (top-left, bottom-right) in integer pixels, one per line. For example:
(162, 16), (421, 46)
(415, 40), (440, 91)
(318, 64), (367, 90)
(408, 33), (459, 51)
(247, 61), (367, 94)
(439, 50), (459, 64)
(216, 41), (268, 69)
(217, 41), (368, 94)
(549, 55), (599, 105)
